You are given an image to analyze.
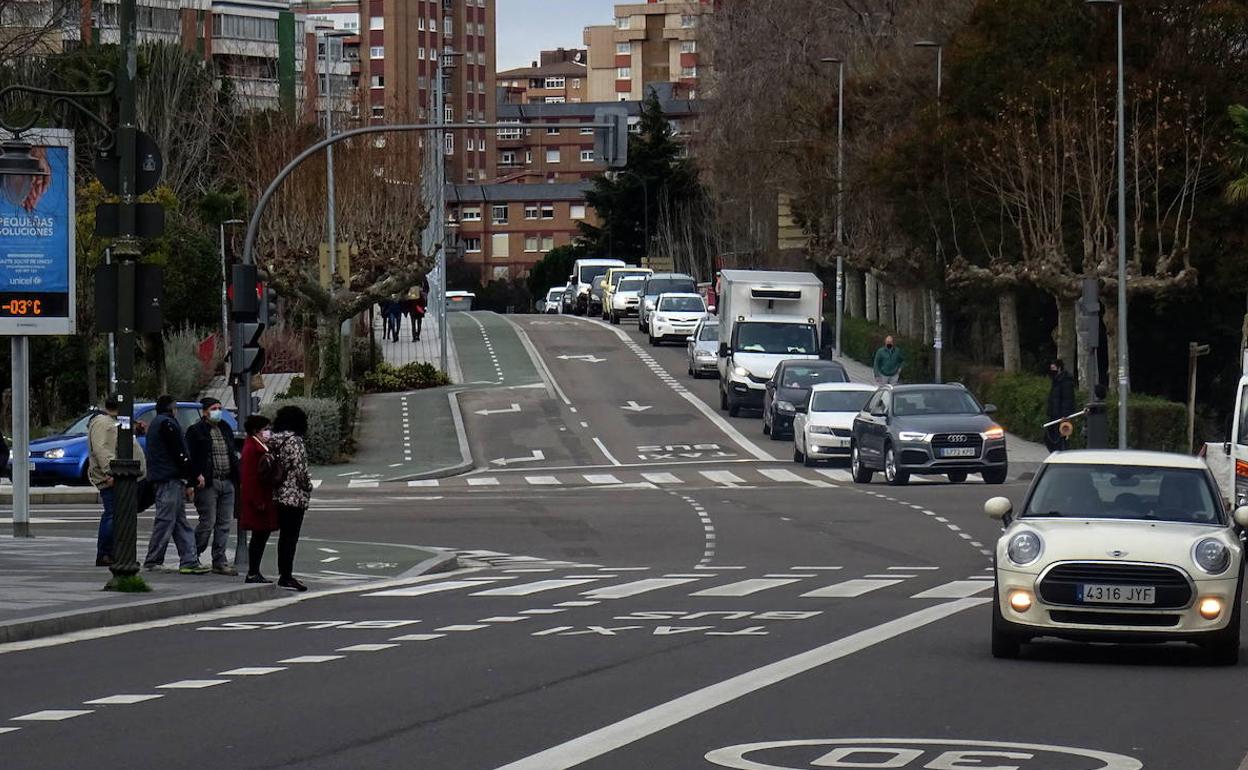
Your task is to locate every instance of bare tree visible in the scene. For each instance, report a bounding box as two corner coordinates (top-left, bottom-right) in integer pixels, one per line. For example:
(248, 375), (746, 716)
(0, 0), (77, 63)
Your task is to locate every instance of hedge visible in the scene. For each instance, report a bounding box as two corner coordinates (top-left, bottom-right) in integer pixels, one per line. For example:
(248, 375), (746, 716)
(840, 316), (974, 385)
(360, 361), (451, 393)
(262, 397), (343, 465)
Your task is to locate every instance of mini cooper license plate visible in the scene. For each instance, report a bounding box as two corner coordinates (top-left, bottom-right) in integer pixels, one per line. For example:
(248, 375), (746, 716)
(1077, 584), (1155, 604)
(939, 447), (976, 458)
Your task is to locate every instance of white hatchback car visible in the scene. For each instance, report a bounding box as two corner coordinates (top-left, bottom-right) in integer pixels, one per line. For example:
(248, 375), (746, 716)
(793, 383), (875, 466)
(988, 450), (1248, 664)
(648, 293), (706, 346)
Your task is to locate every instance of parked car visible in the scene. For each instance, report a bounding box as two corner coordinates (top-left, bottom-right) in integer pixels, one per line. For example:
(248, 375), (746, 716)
(540, 287), (563, 314)
(638, 273), (697, 333)
(686, 316), (720, 378)
(10, 402), (239, 486)
(988, 450), (1248, 663)
(762, 360), (850, 439)
(648, 293), (706, 346)
(793, 383), (875, 465)
(850, 383), (1008, 486)
(610, 275), (647, 325)
(560, 283), (577, 314)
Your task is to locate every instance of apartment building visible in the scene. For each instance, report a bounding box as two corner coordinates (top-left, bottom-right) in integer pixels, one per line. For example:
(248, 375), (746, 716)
(447, 183), (594, 280)
(497, 48), (587, 105)
(583, 0), (714, 102)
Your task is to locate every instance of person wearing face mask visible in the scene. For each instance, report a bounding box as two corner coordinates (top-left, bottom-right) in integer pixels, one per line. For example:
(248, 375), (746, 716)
(186, 397), (241, 575)
(872, 334), (905, 385)
(239, 414), (277, 583)
(87, 398), (146, 567)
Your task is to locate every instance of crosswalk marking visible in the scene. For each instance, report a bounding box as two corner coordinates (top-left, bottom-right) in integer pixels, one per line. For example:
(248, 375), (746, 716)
(471, 578), (602, 596)
(467, 477), (500, 486)
(348, 480), (379, 489)
(641, 472), (681, 484)
(526, 476), (561, 486)
(700, 470), (746, 486)
(692, 578), (802, 597)
(801, 578), (904, 598)
(408, 480), (440, 487)
(757, 468), (805, 483)
(814, 468), (853, 482)
(911, 580), (994, 599)
(582, 577), (702, 599)
(365, 579), (504, 597)
(311, 479), (324, 489)
(583, 474), (622, 485)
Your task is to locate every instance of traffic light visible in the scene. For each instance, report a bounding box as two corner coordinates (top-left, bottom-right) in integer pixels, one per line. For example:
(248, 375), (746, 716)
(259, 284), (278, 328)
(231, 319), (265, 380)
(230, 264), (259, 321)
(594, 107), (629, 168)
(229, 265), (266, 382)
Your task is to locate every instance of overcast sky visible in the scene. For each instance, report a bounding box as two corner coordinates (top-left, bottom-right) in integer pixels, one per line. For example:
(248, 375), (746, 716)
(496, 0), (616, 71)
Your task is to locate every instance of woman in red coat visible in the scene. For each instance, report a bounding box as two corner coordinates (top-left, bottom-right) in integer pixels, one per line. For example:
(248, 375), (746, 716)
(239, 414), (278, 583)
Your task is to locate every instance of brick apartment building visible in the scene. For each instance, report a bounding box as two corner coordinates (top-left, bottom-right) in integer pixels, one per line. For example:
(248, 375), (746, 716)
(583, 0), (714, 102)
(497, 48), (588, 105)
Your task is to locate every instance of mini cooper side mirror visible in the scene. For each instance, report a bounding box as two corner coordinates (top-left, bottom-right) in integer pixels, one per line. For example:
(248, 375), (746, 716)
(985, 496), (1013, 521)
(1234, 506), (1248, 529)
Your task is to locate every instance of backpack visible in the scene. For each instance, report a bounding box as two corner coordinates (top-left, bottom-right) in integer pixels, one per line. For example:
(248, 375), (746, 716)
(257, 439), (287, 489)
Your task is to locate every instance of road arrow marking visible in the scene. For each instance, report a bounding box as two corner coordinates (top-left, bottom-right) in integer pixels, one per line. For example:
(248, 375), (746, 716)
(475, 403), (521, 416)
(491, 450), (546, 467)
(620, 401), (652, 412)
(556, 354), (606, 363)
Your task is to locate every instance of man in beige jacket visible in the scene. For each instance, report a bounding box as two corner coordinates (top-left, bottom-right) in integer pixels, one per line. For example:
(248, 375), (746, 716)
(87, 398), (146, 567)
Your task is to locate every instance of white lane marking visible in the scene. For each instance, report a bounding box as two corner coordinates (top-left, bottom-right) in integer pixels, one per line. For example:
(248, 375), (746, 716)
(801, 578), (904, 598)
(435, 624), (488, 632)
(527, 476), (562, 486)
(479, 616), (530, 623)
(591, 438), (623, 467)
(604, 567), (652, 571)
(814, 468), (853, 482)
(311, 479), (324, 489)
(692, 578), (802, 597)
(700, 470), (746, 486)
(218, 667), (286, 676)
(765, 573), (816, 578)
(865, 573), (914, 578)
(791, 566), (844, 571)
(519, 609), (566, 615)
(472, 578), (602, 596)
(389, 634), (446, 641)
(348, 480), (379, 489)
(969, 575), (995, 580)
(157, 680), (228, 689)
(692, 565), (747, 570)
(0, 727), (19, 734)
(641, 472), (681, 484)
(84, 694), (163, 705)
(278, 655), (344, 664)
(338, 471), (361, 477)
(467, 477), (500, 487)
(912, 580), (995, 599)
(320, 556), (340, 564)
(504, 568), (556, 573)
(583, 473), (622, 485)
(337, 643), (401, 652)
(555, 600), (600, 607)
(317, 547), (339, 554)
(582, 578), (701, 599)
(12, 710), (93, 721)
(408, 479), (440, 487)
(489, 599), (989, 770)
(889, 566), (938, 571)
(934, 516), (949, 523)
(365, 579), (503, 597)
(757, 468), (805, 483)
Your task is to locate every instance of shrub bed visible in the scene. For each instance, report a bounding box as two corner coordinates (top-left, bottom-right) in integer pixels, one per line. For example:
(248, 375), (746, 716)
(360, 361), (451, 393)
(262, 397), (342, 464)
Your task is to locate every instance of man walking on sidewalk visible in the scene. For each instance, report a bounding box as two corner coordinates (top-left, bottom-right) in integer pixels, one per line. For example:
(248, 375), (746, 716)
(142, 396), (209, 575)
(187, 397), (240, 575)
(87, 398), (146, 567)
(1045, 359), (1077, 452)
(873, 335), (905, 385)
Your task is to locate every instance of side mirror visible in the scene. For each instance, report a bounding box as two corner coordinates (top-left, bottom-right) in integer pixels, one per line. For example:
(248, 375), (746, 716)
(1224, 442), (1233, 457)
(1234, 506), (1248, 529)
(983, 404), (998, 415)
(870, 406), (887, 418)
(718, 342), (730, 358)
(985, 496), (1013, 521)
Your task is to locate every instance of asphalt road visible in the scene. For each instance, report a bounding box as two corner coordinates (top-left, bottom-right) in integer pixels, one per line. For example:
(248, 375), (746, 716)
(1, 311), (1244, 770)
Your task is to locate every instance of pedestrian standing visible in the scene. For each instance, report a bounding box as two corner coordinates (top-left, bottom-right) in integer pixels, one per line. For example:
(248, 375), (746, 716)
(1045, 359), (1077, 452)
(186, 397), (240, 575)
(407, 287), (426, 341)
(239, 414), (277, 583)
(381, 299), (402, 342)
(872, 335), (905, 385)
(87, 398), (146, 567)
(270, 405), (313, 592)
(142, 396), (208, 574)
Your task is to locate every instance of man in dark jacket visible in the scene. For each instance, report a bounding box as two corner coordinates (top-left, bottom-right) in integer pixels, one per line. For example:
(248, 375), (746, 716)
(187, 397), (240, 575)
(1046, 359), (1077, 452)
(142, 395), (208, 574)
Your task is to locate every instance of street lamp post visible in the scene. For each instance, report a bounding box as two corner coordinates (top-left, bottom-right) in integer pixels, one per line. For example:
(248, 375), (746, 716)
(435, 50), (463, 376)
(1088, 0), (1129, 448)
(219, 219), (244, 343)
(915, 40), (944, 383)
(820, 57), (845, 359)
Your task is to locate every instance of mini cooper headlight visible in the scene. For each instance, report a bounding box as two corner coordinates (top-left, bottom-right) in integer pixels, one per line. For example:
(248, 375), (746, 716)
(1007, 531), (1043, 566)
(1193, 538), (1230, 574)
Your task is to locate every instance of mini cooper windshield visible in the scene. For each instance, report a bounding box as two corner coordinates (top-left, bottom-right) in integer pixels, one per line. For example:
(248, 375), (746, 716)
(1024, 464), (1224, 524)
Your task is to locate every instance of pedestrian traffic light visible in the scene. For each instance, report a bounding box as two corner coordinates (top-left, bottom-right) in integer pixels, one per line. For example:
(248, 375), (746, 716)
(230, 264), (259, 321)
(258, 284), (278, 328)
(594, 107), (629, 168)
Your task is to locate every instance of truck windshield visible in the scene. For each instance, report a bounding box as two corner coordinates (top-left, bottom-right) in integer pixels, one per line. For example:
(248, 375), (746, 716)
(734, 323), (817, 355)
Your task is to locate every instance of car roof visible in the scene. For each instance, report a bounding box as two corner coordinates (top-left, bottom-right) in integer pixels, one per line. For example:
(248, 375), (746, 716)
(781, 359), (844, 369)
(657, 292), (703, 299)
(810, 382), (875, 392)
(647, 273), (694, 280)
(886, 383), (967, 392)
(1043, 449), (1208, 470)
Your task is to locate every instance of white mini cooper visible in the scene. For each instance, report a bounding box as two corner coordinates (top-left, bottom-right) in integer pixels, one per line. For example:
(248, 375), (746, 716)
(988, 450), (1248, 664)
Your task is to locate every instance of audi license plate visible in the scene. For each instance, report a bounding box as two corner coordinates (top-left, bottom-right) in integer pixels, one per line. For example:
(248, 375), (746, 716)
(939, 447), (976, 458)
(1077, 584), (1155, 605)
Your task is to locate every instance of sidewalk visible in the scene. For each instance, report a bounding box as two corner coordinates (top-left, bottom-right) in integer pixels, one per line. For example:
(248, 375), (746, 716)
(835, 354), (1051, 471)
(374, 306), (463, 383)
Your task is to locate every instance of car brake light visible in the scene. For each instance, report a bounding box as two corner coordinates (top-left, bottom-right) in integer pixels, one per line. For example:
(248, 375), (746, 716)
(1237, 460), (1248, 478)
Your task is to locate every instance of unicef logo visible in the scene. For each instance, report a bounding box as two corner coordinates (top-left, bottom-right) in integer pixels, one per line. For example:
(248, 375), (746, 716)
(705, 739), (1142, 770)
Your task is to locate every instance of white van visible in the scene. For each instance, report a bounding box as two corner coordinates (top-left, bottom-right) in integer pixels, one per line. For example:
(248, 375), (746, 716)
(570, 258), (625, 315)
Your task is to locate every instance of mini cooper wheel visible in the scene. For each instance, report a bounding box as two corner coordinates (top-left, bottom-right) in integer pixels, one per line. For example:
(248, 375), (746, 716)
(884, 445), (910, 486)
(850, 445), (873, 484)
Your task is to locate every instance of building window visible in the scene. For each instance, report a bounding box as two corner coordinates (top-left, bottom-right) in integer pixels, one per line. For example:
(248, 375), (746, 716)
(580, 126), (594, 135)
(445, 104), (453, 122)
(524, 205), (539, 220)
(545, 96), (566, 104)
(372, 105), (384, 118)
(541, 234), (555, 251)
(418, 17), (424, 30)
(418, 46), (425, 60)
(544, 77), (565, 89)
(617, 67), (631, 79)
(497, 120), (521, 140)
(615, 16), (629, 29)
(464, 237), (482, 253)
(680, 40), (697, 54)
(212, 14), (278, 42)
(681, 14), (697, 28)
(571, 204), (587, 220)
(465, 170), (476, 183)
(540, 204), (555, 219)
(524, 235), (538, 252)
(615, 42), (630, 55)
(369, 16), (383, 30)
(443, 17), (452, 35)
(572, 79), (581, 89)
(491, 205), (509, 224)
(445, 133), (454, 154)
(466, 138), (475, 151)
(681, 66), (697, 78)
(370, 46), (384, 59)
(501, 150), (516, 165)
(580, 150), (594, 163)
(370, 75), (384, 89)
(478, 138), (487, 153)
(525, 150), (533, 164)
(461, 207), (481, 222)
(546, 126), (560, 135)
(545, 149), (560, 164)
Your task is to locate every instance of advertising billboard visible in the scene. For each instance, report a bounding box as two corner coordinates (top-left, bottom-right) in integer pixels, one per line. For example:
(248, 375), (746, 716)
(0, 128), (75, 335)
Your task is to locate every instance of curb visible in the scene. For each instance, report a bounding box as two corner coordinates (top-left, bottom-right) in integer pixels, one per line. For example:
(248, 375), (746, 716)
(383, 389), (475, 483)
(0, 488), (99, 505)
(0, 582), (281, 645)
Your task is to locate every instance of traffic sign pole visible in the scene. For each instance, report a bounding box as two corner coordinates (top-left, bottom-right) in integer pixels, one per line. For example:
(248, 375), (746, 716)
(10, 336), (29, 537)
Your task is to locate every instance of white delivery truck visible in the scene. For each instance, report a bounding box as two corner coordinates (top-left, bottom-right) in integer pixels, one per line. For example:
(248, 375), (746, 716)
(1212, 370), (1248, 507)
(716, 270), (824, 417)
(570, 258), (625, 315)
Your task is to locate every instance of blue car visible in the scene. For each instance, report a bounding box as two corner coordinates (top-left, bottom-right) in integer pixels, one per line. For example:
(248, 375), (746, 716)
(10, 401), (239, 486)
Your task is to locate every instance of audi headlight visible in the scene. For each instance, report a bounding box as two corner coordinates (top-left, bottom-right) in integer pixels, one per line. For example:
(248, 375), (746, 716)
(982, 425), (1006, 440)
(775, 400), (796, 414)
(897, 431), (930, 442)
(810, 426), (836, 435)
(1193, 538), (1231, 574)
(43, 448), (65, 460)
(732, 365), (750, 378)
(1007, 531), (1043, 566)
